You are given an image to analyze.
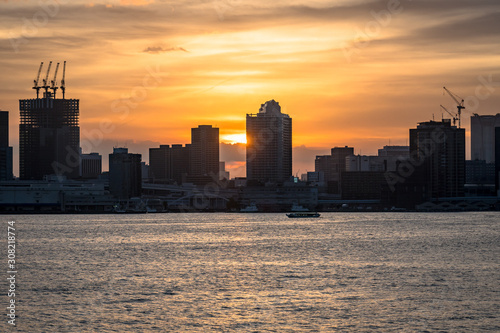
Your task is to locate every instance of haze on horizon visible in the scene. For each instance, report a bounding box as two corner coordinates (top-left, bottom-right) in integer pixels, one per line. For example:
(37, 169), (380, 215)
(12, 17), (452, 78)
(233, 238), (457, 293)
(1, 0), (500, 177)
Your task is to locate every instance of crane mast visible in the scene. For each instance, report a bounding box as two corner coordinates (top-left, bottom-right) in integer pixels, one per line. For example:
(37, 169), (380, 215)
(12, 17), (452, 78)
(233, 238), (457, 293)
(42, 61), (53, 97)
(60, 61), (66, 99)
(32, 62), (44, 98)
(50, 62), (60, 99)
(443, 86), (465, 128)
(440, 104), (457, 126)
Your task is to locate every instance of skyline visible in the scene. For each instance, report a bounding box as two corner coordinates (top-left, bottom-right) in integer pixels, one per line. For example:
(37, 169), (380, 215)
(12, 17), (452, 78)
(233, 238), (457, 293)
(1, 0), (500, 177)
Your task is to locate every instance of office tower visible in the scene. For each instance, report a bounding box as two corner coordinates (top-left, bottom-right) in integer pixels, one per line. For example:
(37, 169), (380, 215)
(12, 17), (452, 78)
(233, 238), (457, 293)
(0, 111), (13, 181)
(149, 145), (171, 182)
(471, 114), (500, 163)
(0, 111), (8, 148)
(19, 63), (80, 180)
(190, 125), (219, 177)
(410, 119), (465, 198)
(496, 127), (500, 193)
(314, 146), (353, 193)
(246, 100), (292, 184)
(80, 152), (102, 179)
(315, 146), (354, 180)
(109, 148), (142, 199)
(149, 144), (190, 184)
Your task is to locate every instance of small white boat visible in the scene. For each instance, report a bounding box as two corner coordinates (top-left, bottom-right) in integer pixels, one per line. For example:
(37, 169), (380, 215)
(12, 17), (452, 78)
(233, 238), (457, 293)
(240, 203), (259, 213)
(286, 212), (320, 218)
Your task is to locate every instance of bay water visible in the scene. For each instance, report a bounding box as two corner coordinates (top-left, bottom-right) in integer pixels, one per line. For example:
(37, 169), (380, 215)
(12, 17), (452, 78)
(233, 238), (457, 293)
(1, 212), (499, 332)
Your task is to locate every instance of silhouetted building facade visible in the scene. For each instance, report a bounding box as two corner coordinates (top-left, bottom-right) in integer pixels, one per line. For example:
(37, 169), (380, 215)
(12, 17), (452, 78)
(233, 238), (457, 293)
(341, 171), (385, 200)
(409, 119), (465, 199)
(315, 146), (353, 194)
(346, 155), (385, 172)
(189, 125), (219, 178)
(471, 114), (500, 163)
(496, 127), (500, 194)
(80, 152), (102, 179)
(0, 111), (13, 181)
(465, 160), (495, 185)
(19, 95), (80, 180)
(149, 144), (190, 184)
(109, 148), (142, 199)
(246, 100), (292, 184)
(378, 145), (409, 157)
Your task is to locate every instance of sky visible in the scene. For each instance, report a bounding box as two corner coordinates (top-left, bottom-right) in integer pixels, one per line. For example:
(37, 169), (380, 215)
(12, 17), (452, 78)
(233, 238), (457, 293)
(1, 0), (500, 178)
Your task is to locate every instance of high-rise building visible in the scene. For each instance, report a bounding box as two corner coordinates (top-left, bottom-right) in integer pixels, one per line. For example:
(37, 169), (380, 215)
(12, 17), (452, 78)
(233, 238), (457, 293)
(471, 114), (500, 163)
(109, 148), (142, 199)
(246, 100), (292, 184)
(190, 125), (219, 178)
(0, 111), (13, 181)
(149, 145), (171, 182)
(495, 127), (500, 194)
(80, 152), (102, 179)
(410, 119), (465, 198)
(19, 91), (80, 180)
(149, 144), (190, 184)
(0, 111), (8, 148)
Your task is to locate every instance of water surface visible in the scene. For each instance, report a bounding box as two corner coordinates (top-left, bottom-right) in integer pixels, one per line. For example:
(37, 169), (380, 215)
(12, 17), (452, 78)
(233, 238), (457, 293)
(1, 212), (499, 332)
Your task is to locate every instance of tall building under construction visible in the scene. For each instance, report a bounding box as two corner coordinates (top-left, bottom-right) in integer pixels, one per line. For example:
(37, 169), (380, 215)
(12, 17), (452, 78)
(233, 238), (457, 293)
(19, 61), (80, 180)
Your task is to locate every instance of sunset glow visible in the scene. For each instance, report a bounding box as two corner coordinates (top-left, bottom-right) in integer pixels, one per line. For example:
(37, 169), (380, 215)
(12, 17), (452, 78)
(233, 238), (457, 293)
(1, 0), (499, 177)
(221, 133), (247, 145)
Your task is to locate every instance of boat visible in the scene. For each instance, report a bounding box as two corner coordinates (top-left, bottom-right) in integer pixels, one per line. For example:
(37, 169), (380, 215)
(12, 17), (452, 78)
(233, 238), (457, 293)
(286, 212), (321, 218)
(240, 203), (259, 213)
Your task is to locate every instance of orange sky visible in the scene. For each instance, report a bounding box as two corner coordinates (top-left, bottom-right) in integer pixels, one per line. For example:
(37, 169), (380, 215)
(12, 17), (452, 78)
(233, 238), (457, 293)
(1, 0), (500, 177)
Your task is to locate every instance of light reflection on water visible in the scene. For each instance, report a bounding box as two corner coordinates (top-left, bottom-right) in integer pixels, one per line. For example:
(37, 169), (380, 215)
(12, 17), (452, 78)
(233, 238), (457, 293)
(3, 212), (499, 332)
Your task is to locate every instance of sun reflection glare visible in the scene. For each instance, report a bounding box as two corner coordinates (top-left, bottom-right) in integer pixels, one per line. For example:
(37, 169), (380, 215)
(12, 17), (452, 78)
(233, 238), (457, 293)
(221, 133), (247, 144)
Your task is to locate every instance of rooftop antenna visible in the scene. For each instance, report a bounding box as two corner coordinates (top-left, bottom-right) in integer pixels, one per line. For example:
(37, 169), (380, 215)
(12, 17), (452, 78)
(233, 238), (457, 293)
(32, 62), (44, 98)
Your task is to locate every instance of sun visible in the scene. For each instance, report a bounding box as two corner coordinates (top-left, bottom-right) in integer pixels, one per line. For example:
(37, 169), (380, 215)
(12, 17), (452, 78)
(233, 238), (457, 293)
(221, 133), (247, 144)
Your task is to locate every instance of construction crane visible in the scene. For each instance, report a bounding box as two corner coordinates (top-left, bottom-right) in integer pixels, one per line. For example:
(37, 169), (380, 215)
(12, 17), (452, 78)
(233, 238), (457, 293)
(443, 86), (465, 128)
(42, 61), (53, 97)
(32, 62), (44, 98)
(60, 61), (66, 99)
(440, 104), (458, 126)
(50, 62), (60, 98)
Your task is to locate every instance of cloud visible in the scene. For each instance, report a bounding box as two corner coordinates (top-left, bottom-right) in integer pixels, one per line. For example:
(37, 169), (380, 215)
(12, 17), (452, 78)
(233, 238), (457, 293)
(220, 142), (245, 163)
(120, 0), (155, 6)
(142, 46), (189, 54)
